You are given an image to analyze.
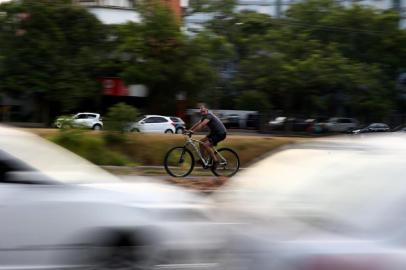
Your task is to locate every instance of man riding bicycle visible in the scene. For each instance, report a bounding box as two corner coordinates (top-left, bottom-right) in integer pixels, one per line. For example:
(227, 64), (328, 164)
(186, 104), (227, 168)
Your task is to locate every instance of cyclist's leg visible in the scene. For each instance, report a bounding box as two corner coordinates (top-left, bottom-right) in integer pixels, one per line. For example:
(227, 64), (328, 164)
(207, 133), (227, 164)
(202, 140), (218, 163)
(199, 136), (209, 161)
(205, 133), (225, 163)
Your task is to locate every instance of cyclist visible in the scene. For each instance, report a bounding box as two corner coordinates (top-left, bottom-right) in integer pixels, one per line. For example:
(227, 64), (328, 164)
(187, 103), (227, 168)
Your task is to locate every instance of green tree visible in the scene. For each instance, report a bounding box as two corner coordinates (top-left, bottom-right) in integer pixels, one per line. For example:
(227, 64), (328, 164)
(105, 102), (140, 132)
(115, 1), (187, 113)
(285, 0), (406, 81)
(114, 1), (232, 113)
(0, 0), (106, 123)
(235, 91), (271, 112)
(205, 0), (403, 120)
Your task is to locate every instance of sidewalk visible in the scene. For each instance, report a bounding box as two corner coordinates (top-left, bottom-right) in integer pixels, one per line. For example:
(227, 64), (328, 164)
(102, 165), (246, 177)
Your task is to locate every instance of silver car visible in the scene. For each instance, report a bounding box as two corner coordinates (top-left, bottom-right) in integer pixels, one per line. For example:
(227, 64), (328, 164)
(0, 126), (224, 269)
(324, 117), (358, 132)
(55, 112), (103, 130)
(215, 135), (406, 270)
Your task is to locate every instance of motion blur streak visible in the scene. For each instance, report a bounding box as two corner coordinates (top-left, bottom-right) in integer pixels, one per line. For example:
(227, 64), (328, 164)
(213, 134), (406, 270)
(0, 125), (224, 269)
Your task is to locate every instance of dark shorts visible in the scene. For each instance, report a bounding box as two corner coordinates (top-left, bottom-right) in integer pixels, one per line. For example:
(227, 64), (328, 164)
(207, 133), (226, 146)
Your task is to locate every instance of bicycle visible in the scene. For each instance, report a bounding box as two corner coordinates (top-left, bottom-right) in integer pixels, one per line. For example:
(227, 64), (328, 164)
(164, 132), (240, 178)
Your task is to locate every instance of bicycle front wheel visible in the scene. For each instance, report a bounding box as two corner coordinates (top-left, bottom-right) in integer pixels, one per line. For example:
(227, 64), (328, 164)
(211, 148), (240, 177)
(164, 147), (195, 177)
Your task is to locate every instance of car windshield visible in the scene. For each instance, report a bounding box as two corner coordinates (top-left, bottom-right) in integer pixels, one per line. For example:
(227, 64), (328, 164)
(219, 137), (406, 236)
(0, 127), (118, 184)
(170, 117), (181, 122)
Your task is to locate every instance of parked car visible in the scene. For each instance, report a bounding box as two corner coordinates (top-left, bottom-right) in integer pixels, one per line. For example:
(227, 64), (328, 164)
(169, 116), (186, 134)
(224, 114), (241, 129)
(215, 134), (406, 270)
(129, 115), (176, 133)
(55, 112), (103, 130)
(269, 117), (309, 132)
(324, 117), (358, 132)
(0, 125), (225, 269)
(305, 116), (329, 133)
(353, 123), (391, 134)
(391, 124), (406, 132)
(246, 113), (260, 130)
(288, 118), (309, 132)
(268, 116), (287, 131)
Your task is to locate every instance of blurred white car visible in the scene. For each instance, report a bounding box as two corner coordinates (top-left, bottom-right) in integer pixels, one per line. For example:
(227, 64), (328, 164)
(268, 116), (287, 130)
(55, 112), (103, 130)
(324, 117), (358, 132)
(0, 126), (224, 269)
(215, 135), (406, 270)
(129, 115), (176, 133)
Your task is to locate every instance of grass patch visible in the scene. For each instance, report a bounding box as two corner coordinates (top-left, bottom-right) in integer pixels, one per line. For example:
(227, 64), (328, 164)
(50, 130), (129, 166)
(38, 129), (295, 167)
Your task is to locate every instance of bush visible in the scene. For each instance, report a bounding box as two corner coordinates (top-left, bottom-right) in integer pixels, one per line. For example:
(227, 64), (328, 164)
(103, 131), (126, 145)
(54, 114), (75, 129)
(51, 130), (129, 166)
(104, 103), (140, 132)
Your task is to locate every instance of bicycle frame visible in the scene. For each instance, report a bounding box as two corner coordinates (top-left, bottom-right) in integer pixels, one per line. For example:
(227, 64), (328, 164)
(183, 135), (226, 167)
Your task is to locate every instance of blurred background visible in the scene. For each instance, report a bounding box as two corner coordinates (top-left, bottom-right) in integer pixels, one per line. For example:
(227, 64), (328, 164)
(2, 1), (406, 269)
(0, 0), (405, 132)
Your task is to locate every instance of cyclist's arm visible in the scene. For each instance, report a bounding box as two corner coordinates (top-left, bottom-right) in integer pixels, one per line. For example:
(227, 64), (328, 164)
(190, 119), (209, 133)
(189, 120), (201, 131)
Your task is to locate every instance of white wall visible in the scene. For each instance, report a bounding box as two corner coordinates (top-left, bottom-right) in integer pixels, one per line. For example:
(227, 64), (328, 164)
(88, 7), (141, 24)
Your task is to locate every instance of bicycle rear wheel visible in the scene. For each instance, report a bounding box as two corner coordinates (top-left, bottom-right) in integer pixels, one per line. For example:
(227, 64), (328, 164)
(164, 147), (195, 177)
(211, 148), (240, 177)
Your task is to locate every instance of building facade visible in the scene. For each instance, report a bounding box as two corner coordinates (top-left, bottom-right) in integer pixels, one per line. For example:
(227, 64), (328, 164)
(75, 0), (189, 24)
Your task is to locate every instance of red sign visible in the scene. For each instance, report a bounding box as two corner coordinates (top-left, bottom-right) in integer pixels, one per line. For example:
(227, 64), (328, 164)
(99, 77), (129, 96)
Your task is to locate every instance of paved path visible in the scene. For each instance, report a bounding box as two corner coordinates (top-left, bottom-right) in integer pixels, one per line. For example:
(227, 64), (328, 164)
(118, 174), (230, 193)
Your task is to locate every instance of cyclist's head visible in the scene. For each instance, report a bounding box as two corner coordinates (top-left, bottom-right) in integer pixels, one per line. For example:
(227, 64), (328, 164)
(198, 103), (209, 115)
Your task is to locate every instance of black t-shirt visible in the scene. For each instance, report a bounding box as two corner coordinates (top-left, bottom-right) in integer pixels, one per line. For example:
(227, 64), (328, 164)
(201, 112), (227, 135)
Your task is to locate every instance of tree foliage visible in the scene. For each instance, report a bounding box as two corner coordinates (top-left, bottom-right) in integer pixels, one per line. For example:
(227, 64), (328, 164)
(111, 0), (234, 113)
(0, 0), (405, 124)
(0, 0), (106, 122)
(105, 102), (140, 132)
(203, 0), (405, 120)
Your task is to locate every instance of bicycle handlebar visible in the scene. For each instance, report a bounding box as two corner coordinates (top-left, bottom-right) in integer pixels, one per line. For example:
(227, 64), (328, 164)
(183, 130), (193, 137)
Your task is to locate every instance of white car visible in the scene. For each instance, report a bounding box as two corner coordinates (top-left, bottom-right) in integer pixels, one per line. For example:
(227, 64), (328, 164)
(215, 135), (406, 270)
(129, 115), (176, 133)
(0, 126), (225, 269)
(324, 117), (358, 132)
(55, 112), (103, 130)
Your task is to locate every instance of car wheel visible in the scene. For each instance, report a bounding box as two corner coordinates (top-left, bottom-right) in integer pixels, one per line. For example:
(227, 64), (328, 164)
(89, 242), (156, 270)
(165, 129), (174, 134)
(176, 128), (184, 134)
(93, 124), (102, 131)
